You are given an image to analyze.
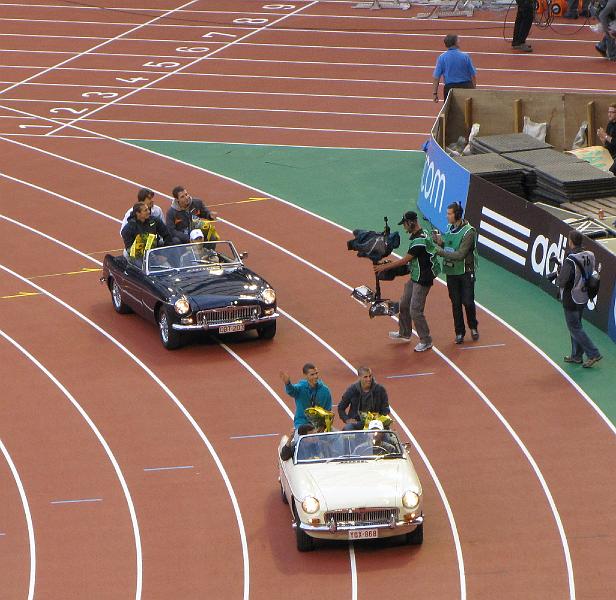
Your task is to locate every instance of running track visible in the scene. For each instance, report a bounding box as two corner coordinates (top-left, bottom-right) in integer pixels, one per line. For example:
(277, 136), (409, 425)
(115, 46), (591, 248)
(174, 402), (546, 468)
(0, 2), (615, 599)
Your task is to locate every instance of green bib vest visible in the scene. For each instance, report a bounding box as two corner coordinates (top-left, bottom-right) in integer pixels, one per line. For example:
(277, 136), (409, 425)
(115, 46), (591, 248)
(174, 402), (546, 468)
(441, 223), (477, 276)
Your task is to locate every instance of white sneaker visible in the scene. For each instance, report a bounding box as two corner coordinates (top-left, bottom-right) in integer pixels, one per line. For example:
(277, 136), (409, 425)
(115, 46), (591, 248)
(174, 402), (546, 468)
(389, 332), (411, 342)
(414, 342), (433, 352)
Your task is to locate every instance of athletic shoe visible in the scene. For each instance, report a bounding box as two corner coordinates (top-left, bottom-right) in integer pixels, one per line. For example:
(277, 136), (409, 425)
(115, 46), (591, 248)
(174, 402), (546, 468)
(564, 355), (583, 364)
(512, 43), (533, 52)
(414, 342), (433, 352)
(563, 11), (578, 18)
(580, 9), (591, 16)
(595, 44), (607, 57)
(471, 328), (480, 341)
(455, 334), (465, 344)
(582, 355), (603, 368)
(389, 332), (411, 342)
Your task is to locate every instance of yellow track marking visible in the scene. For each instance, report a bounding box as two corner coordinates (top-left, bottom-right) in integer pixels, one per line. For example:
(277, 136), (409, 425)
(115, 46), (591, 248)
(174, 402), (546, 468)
(1, 267), (102, 300)
(209, 197), (270, 208)
(1, 291), (40, 300)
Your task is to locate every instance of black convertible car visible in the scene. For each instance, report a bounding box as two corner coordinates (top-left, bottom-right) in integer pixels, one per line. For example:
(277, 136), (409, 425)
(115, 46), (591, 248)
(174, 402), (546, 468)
(101, 241), (278, 349)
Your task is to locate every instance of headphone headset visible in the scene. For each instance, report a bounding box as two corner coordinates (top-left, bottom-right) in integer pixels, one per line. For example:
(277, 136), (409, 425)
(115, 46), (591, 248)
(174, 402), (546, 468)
(453, 202), (463, 220)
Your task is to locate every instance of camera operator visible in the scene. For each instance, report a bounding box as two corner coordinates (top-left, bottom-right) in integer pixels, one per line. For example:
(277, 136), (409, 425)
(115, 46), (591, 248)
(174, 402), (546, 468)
(554, 230), (602, 368)
(374, 211), (440, 353)
(433, 202), (479, 344)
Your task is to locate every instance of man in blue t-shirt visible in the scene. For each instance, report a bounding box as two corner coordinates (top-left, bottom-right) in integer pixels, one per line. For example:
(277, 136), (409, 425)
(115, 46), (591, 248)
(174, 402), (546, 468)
(432, 34), (476, 102)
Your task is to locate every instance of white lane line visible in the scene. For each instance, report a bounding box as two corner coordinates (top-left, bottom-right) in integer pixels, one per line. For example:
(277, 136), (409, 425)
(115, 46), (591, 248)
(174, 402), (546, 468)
(0, 10), (597, 28)
(0, 0), (201, 100)
(0, 245), (250, 600)
(459, 344), (506, 351)
(50, 498), (103, 505)
(201, 56), (616, 78)
(0, 260), (251, 600)
(0, 33), (226, 43)
(0, 532), (6, 536)
(229, 433), (280, 439)
(219, 343), (358, 600)
(224, 41), (607, 62)
(349, 542), (357, 599)
(48, 118), (428, 136)
(0, 25), (602, 46)
(277, 307), (466, 598)
(122, 137), (422, 151)
(385, 372), (435, 379)
(143, 465), (194, 471)
(0, 133), (100, 139)
(0, 434), (35, 600)
(46, 1), (320, 135)
(0, 98), (434, 119)
(0, 325), (142, 600)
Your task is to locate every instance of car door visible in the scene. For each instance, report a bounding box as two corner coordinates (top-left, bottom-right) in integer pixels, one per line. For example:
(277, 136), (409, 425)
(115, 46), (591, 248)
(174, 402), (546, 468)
(120, 261), (148, 315)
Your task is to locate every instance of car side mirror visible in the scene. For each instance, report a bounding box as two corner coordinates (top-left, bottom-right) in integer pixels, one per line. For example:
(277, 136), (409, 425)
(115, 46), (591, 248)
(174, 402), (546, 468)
(239, 251), (248, 260)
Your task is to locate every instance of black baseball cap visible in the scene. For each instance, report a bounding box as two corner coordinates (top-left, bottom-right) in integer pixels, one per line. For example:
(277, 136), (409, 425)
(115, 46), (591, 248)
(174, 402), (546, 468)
(398, 211), (418, 225)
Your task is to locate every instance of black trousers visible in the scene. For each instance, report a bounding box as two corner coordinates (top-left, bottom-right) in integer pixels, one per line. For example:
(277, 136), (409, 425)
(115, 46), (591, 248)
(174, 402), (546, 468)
(443, 80), (474, 100)
(512, 0), (534, 46)
(446, 272), (478, 335)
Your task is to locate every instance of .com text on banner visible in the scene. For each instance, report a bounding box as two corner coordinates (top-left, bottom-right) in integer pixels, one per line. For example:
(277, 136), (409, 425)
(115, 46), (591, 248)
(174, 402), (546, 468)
(417, 137), (471, 232)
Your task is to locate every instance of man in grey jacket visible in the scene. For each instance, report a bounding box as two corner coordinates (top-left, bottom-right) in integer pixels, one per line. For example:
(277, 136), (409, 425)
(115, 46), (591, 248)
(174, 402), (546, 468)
(338, 367), (390, 430)
(555, 230), (602, 368)
(166, 185), (216, 244)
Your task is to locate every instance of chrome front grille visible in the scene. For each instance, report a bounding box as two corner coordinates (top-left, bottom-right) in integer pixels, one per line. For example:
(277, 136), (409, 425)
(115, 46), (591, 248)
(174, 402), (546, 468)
(324, 508), (399, 526)
(197, 305), (261, 326)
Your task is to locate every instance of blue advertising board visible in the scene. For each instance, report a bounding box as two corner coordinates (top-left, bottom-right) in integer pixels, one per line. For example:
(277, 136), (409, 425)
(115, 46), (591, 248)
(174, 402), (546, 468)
(609, 281), (616, 343)
(417, 136), (471, 232)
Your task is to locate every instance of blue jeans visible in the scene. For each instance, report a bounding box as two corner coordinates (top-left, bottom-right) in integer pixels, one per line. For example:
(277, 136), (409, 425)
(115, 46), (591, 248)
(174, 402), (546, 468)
(564, 306), (600, 360)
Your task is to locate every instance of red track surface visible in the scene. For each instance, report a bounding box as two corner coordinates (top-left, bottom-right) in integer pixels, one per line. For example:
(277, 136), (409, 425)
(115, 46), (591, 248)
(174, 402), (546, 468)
(0, 2), (615, 599)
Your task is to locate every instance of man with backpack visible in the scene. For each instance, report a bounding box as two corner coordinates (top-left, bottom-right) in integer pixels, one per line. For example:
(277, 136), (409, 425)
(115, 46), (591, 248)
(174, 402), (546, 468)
(556, 230), (602, 368)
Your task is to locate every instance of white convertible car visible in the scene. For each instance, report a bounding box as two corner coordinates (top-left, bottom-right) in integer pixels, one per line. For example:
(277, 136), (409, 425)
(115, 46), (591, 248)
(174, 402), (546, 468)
(278, 430), (424, 551)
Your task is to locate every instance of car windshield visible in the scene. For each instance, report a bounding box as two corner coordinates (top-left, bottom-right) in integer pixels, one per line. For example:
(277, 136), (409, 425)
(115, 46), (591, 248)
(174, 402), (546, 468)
(146, 241), (240, 273)
(295, 431), (402, 463)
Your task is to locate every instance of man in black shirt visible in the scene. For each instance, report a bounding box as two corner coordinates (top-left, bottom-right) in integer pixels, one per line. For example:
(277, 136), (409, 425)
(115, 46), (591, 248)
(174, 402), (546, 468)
(121, 202), (172, 263)
(374, 211), (440, 352)
(597, 103), (616, 174)
(338, 367), (390, 430)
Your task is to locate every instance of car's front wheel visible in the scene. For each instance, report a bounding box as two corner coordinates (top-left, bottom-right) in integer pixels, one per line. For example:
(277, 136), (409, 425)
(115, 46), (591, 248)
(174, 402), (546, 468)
(293, 503), (314, 552)
(405, 522), (423, 546)
(157, 307), (182, 350)
(257, 321), (277, 340)
(110, 278), (132, 314)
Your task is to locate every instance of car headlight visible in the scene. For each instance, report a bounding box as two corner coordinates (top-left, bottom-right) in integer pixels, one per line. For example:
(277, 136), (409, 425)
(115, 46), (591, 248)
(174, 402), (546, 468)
(260, 288), (276, 305)
(402, 490), (420, 509)
(174, 297), (190, 315)
(301, 496), (320, 514)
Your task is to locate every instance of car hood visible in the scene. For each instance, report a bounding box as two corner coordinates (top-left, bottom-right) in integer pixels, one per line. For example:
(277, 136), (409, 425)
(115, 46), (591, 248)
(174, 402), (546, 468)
(296, 459), (417, 511)
(154, 267), (270, 309)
